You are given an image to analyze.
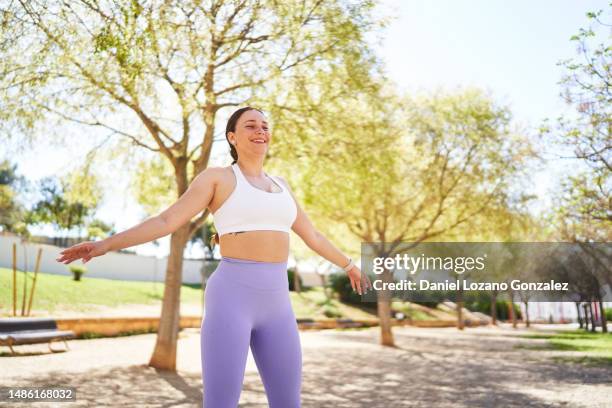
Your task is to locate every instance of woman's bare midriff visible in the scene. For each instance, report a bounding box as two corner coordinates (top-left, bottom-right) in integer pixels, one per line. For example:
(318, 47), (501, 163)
(219, 231), (290, 262)
(208, 166), (291, 263)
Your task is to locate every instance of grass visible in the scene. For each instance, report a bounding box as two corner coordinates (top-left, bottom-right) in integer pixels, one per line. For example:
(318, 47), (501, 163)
(0, 269), (203, 315)
(517, 329), (612, 366)
(2, 270), (468, 322)
(1, 270), (380, 320)
(290, 287), (377, 320)
(78, 328), (158, 339)
(391, 301), (455, 321)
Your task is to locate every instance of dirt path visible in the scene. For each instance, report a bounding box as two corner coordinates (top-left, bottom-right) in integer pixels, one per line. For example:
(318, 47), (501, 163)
(0, 325), (609, 407)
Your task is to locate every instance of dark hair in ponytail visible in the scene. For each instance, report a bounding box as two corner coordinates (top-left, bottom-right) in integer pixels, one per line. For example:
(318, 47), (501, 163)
(226, 106), (264, 164)
(210, 106), (265, 248)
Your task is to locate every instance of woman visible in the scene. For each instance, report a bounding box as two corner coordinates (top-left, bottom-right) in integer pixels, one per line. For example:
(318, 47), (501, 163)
(56, 106), (372, 407)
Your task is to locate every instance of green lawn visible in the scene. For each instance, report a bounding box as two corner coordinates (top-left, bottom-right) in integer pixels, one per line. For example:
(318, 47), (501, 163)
(4, 269), (467, 321)
(519, 330), (612, 365)
(1, 269), (379, 320)
(0, 269), (202, 315)
(391, 300), (456, 321)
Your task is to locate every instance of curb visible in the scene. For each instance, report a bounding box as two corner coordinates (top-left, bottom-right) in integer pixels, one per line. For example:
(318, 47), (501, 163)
(56, 316), (201, 337)
(53, 316), (488, 337)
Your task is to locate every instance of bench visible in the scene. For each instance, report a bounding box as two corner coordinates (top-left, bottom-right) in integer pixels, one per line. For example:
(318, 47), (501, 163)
(0, 318), (76, 355)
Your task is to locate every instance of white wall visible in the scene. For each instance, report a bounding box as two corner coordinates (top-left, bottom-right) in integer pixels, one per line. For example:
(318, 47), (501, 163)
(0, 235), (205, 284)
(521, 301), (612, 323)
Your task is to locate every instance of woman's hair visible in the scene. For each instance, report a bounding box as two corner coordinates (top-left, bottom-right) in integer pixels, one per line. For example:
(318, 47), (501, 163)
(210, 106), (265, 249)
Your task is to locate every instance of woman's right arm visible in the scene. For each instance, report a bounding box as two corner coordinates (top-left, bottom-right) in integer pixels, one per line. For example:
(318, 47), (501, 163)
(105, 167), (218, 251)
(57, 167), (219, 264)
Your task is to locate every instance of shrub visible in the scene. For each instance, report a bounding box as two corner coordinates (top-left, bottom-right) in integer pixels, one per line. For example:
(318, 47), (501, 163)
(323, 307), (340, 318)
(315, 298), (343, 318)
(322, 305), (342, 318)
(328, 272), (376, 312)
(328, 272), (359, 303)
(605, 308), (612, 322)
(465, 297), (522, 320)
(68, 265), (87, 281)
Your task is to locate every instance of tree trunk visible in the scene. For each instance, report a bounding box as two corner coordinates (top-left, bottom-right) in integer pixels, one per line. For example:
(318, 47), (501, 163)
(524, 301), (530, 328)
(583, 303), (590, 331)
(490, 292), (497, 325)
(456, 286), (464, 331)
(294, 267), (301, 293)
(598, 299), (608, 333)
(378, 269), (395, 346)
(575, 302), (583, 329)
(148, 226), (190, 371)
(507, 289), (517, 328)
(588, 302), (596, 332)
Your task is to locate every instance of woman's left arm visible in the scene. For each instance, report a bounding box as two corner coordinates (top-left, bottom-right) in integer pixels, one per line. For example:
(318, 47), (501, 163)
(277, 176), (372, 295)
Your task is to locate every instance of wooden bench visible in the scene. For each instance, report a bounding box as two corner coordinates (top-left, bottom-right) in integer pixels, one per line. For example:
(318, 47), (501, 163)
(0, 318), (76, 355)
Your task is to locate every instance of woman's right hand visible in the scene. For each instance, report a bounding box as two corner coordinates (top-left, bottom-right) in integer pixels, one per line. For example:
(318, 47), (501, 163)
(56, 240), (110, 264)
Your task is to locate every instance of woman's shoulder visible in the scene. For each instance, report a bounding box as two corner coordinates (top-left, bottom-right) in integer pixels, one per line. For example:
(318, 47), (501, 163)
(194, 165), (234, 186)
(206, 166), (234, 181)
(202, 164), (233, 174)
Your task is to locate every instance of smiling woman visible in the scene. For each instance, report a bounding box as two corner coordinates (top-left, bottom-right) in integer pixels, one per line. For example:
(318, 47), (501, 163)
(56, 106), (371, 407)
(197, 107), (371, 407)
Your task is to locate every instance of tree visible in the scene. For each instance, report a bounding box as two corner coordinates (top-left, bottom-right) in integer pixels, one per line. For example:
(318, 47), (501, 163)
(455, 205), (547, 326)
(555, 6), (611, 177)
(553, 218), (611, 333)
(0, 0), (387, 370)
(269, 80), (535, 345)
(537, 243), (607, 332)
(0, 159), (30, 236)
(29, 170), (104, 246)
(541, 4), (611, 240)
(533, 5), (612, 333)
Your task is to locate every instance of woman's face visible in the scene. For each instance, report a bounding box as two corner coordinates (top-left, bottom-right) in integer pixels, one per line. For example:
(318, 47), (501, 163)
(228, 109), (271, 157)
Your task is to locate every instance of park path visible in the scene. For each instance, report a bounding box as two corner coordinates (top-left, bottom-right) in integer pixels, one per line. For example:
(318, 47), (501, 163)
(0, 325), (610, 407)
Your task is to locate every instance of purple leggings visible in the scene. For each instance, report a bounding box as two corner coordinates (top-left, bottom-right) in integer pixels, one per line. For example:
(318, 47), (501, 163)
(201, 256), (302, 407)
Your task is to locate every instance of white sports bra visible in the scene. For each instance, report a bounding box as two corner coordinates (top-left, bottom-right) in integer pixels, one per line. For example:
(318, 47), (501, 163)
(212, 163), (298, 237)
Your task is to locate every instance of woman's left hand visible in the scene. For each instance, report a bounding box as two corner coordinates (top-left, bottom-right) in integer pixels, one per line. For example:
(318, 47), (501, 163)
(347, 265), (372, 295)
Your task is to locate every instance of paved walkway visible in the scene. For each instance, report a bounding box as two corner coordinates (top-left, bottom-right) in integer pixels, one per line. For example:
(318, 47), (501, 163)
(0, 325), (610, 407)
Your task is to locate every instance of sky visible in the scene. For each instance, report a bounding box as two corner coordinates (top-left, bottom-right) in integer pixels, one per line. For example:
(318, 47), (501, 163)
(378, 0), (606, 125)
(4, 0), (608, 260)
